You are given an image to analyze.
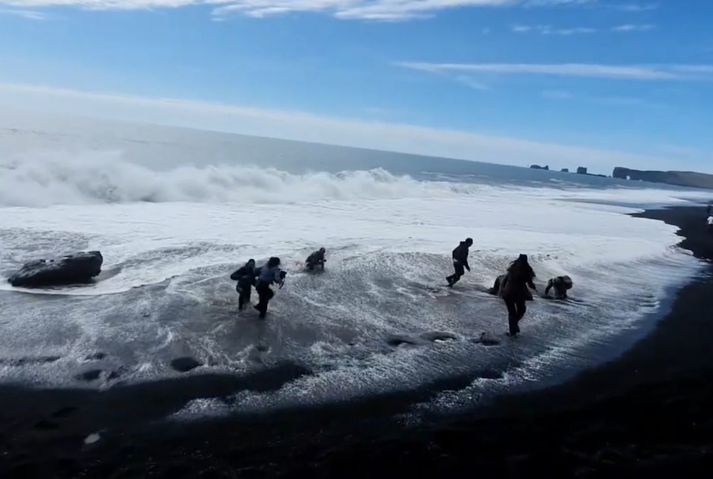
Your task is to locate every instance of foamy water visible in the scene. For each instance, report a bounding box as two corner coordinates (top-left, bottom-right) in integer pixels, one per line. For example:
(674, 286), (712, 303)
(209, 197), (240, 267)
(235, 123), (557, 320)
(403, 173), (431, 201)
(0, 124), (709, 418)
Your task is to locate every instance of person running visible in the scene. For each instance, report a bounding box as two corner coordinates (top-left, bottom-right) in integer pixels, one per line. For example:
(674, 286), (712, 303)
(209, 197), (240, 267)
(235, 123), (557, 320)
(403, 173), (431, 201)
(545, 275), (573, 300)
(254, 257), (286, 319)
(446, 237), (473, 287)
(305, 247), (326, 271)
(230, 259), (257, 311)
(500, 254), (537, 337)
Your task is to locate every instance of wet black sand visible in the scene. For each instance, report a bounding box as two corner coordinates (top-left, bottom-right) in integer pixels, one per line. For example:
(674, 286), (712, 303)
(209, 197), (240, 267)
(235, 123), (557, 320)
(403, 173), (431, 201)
(2, 205), (713, 478)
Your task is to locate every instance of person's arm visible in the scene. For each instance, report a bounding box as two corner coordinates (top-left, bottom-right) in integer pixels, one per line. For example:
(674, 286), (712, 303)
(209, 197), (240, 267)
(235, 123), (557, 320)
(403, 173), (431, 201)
(545, 279), (552, 297)
(528, 271), (537, 290)
(464, 255), (471, 271)
(230, 266), (245, 280)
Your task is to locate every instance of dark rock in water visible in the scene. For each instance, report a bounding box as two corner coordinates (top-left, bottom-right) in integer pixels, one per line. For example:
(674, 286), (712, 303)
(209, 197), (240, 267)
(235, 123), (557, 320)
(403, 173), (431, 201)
(474, 332), (501, 346)
(421, 331), (458, 342)
(8, 251), (103, 288)
(84, 352), (107, 361)
(387, 336), (419, 347)
(171, 357), (202, 373)
(76, 369), (103, 382)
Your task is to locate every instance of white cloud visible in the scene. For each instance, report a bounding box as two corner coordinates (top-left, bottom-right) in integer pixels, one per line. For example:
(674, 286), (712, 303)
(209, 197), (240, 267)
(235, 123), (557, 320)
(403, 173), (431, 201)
(612, 3), (658, 12)
(512, 24), (596, 35)
(398, 62), (713, 81)
(0, 0), (602, 21)
(612, 23), (655, 32)
(0, 82), (679, 172)
(0, 7), (48, 19)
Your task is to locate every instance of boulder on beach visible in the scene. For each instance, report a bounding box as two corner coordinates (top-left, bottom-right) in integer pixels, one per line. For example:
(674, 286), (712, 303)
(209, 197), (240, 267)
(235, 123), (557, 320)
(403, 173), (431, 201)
(8, 251), (103, 287)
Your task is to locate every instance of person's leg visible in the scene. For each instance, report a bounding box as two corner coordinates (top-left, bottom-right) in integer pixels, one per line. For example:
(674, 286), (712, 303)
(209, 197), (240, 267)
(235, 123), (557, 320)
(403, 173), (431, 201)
(448, 263), (465, 286)
(515, 299), (527, 333)
(505, 298), (518, 336)
(238, 287), (246, 310)
(258, 286), (274, 319)
(241, 286), (251, 310)
(255, 284), (267, 314)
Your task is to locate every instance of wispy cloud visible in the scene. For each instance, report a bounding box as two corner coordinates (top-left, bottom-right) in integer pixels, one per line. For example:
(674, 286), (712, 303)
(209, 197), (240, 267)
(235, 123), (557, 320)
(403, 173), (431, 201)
(0, 82), (679, 172)
(612, 23), (656, 32)
(612, 3), (658, 12)
(512, 24), (596, 35)
(541, 90), (665, 109)
(0, 8), (48, 20)
(398, 62), (713, 81)
(0, 0), (602, 21)
(524, 0), (595, 6)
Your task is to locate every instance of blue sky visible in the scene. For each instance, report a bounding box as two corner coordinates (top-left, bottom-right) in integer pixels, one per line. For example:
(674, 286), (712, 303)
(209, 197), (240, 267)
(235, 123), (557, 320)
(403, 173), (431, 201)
(1, 0), (712, 173)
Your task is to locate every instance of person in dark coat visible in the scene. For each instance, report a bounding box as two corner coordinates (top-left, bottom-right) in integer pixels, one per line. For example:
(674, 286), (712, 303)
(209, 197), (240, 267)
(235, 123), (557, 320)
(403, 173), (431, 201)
(446, 237), (473, 287)
(254, 257), (286, 319)
(489, 274), (534, 300)
(306, 247), (326, 271)
(545, 275), (573, 299)
(500, 254), (537, 337)
(230, 259), (256, 311)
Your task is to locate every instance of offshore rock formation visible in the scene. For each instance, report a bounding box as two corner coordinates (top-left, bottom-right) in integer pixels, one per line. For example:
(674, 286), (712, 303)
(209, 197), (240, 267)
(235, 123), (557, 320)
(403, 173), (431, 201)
(613, 167), (713, 190)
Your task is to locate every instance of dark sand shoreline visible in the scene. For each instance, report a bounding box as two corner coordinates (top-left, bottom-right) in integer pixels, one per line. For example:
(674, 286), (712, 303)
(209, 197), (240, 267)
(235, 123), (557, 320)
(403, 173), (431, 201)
(2, 205), (712, 478)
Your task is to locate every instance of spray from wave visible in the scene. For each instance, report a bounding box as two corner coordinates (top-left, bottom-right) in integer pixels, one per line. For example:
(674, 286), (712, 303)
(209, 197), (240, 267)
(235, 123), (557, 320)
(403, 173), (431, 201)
(0, 150), (481, 207)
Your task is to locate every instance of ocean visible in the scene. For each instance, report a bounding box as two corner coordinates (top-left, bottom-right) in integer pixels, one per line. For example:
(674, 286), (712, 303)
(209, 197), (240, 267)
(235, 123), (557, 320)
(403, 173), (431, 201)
(0, 116), (709, 421)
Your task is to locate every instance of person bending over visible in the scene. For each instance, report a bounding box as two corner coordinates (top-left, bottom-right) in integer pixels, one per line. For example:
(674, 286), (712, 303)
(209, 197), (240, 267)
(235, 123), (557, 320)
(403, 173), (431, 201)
(306, 247), (326, 271)
(545, 275), (573, 300)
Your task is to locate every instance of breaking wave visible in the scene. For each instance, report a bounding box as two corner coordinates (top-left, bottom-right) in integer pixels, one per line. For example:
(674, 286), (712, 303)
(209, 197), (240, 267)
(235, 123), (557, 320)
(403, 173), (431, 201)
(0, 151), (479, 207)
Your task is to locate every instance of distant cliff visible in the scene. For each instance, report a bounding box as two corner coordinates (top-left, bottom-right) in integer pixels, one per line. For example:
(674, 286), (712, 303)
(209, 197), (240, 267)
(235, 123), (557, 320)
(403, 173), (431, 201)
(613, 167), (713, 190)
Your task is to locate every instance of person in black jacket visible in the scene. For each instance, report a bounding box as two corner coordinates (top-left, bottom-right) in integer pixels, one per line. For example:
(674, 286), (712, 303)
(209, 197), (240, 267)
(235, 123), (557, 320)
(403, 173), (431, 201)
(305, 247), (326, 271)
(500, 254), (537, 337)
(230, 259), (256, 311)
(446, 237), (473, 287)
(545, 275), (573, 300)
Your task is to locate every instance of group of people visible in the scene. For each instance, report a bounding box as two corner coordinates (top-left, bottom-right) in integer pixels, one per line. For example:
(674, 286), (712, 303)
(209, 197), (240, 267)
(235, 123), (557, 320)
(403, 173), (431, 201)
(447, 238), (573, 337)
(230, 240), (571, 337)
(229, 248), (325, 319)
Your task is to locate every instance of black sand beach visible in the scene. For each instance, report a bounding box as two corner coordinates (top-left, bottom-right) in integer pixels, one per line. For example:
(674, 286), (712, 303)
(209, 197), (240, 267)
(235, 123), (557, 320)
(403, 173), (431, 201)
(2, 205), (712, 478)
